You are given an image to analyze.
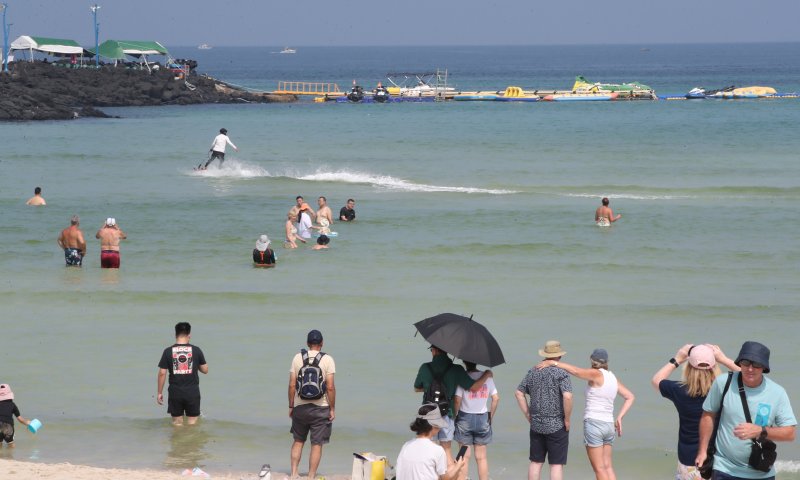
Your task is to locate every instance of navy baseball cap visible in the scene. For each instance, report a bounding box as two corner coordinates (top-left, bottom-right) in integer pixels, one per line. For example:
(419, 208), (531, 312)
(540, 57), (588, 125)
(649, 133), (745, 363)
(307, 329), (323, 344)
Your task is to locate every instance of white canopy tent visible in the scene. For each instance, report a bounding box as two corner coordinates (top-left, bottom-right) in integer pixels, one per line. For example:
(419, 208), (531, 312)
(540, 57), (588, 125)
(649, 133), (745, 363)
(9, 35), (86, 62)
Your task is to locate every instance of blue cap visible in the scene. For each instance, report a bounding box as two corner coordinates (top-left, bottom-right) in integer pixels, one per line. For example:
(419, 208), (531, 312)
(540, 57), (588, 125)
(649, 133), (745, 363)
(590, 348), (608, 363)
(307, 329), (323, 344)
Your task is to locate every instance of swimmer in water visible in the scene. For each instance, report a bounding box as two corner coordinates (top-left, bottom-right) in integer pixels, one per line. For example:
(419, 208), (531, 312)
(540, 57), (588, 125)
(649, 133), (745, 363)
(595, 197), (621, 226)
(312, 234), (330, 250)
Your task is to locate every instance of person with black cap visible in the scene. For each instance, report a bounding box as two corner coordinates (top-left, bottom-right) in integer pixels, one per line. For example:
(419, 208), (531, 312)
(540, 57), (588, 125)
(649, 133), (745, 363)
(695, 341), (796, 480)
(201, 128), (238, 170)
(288, 329), (336, 480)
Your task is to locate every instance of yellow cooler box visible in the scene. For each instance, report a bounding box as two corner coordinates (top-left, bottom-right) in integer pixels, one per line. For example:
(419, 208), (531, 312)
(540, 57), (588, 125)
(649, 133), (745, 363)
(351, 452), (389, 480)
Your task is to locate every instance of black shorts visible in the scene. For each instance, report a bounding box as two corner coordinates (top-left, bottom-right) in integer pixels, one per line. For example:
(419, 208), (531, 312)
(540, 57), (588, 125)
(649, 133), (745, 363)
(529, 427), (569, 465)
(1, 422), (14, 443)
(168, 392), (201, 418)
(211, 151), (225, 160)
(290, 404), (332, 445)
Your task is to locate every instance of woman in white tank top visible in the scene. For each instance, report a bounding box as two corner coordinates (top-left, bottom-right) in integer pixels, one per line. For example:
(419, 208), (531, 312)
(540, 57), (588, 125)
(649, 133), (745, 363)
(537, 348), (635, 480)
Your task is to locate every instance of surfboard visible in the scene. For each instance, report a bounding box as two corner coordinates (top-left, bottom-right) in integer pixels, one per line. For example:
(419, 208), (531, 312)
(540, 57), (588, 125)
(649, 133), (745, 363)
(313, 232), (338, 237)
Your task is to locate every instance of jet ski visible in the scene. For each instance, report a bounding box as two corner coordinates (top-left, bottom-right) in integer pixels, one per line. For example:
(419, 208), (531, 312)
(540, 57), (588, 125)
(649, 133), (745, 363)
(685, 85), (735, 99)
(347, 85), (365, 103)
(373, 86), (391, 103)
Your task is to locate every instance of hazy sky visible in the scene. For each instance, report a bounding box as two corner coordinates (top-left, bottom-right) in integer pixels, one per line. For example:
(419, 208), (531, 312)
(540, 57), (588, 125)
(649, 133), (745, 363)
(4, 1), (800, 47)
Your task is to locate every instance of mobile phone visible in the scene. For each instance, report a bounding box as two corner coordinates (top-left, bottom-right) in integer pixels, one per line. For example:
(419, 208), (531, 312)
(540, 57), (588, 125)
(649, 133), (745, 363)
(456, 445), (468, 461)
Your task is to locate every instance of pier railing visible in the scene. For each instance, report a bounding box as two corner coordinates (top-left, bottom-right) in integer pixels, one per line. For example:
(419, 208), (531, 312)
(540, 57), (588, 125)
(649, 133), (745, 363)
(274, 81), (343, 96)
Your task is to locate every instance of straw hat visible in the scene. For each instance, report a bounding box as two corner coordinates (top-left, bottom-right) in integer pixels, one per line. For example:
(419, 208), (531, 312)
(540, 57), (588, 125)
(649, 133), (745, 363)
(539, 340), (566, 358)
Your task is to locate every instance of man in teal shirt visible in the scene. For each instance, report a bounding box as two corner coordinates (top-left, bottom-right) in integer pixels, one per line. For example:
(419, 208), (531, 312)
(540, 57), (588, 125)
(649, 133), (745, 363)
(414, 345), (493, 464)
(696, 341), (796, 480)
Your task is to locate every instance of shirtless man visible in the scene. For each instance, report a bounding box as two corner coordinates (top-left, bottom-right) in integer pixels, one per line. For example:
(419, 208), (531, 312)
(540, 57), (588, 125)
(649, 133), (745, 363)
(26, 187), (46, 206)
(316, 196), (333, 227)
(57, 215), (86, 266)
(95, 218), (127, 269)
(595, 197), (621, 226)
(296, 195), (315, 220)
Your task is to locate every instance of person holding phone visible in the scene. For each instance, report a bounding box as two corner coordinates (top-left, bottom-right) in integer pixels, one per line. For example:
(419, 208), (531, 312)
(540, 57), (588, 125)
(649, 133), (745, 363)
(453, 361), (499, 480)
(396, 403), (466, 480)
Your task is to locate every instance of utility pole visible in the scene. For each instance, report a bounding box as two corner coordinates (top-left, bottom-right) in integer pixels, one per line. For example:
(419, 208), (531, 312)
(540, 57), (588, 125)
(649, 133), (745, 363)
(1, 3), (8, 73)
(90, 4), (100, 67)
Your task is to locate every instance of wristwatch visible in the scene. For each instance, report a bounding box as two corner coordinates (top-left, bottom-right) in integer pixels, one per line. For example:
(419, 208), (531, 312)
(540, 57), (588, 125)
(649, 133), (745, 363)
(669, 358), (679, 368)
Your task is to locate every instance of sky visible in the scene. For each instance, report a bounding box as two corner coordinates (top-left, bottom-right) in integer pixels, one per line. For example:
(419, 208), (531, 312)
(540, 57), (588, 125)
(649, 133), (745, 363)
(3, 0), (800, 47)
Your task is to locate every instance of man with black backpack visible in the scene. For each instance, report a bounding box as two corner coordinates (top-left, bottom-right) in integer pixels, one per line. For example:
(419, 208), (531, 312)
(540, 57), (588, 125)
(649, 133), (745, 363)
(288, 329), (336, 480)
(414, 345), (493, 465)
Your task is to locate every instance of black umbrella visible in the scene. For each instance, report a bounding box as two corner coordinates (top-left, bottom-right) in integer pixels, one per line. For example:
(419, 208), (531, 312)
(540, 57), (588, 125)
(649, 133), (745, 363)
(414, 313), (505, 367)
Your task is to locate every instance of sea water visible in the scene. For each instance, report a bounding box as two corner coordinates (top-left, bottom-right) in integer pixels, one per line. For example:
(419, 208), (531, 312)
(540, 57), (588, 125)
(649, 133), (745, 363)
(1, 44), (799, 479)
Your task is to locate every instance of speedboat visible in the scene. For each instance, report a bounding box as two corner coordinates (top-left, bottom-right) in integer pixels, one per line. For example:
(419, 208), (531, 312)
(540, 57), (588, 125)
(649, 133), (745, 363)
(197, 44), (212, 50)
(280, 47), (296, 54)
(385, 71), (456, 98)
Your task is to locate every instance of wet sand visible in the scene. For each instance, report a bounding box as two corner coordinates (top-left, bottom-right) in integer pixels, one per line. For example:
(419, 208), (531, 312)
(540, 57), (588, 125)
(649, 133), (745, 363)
(0, 459), (351, 480)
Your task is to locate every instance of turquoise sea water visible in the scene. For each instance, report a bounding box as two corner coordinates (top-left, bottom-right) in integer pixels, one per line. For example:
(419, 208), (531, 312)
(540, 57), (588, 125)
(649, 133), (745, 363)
(1, 44), (799, 479)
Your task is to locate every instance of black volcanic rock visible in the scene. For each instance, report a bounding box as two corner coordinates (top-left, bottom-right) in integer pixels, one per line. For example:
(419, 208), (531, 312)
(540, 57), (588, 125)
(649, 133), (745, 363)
(0, 61), (296, 121)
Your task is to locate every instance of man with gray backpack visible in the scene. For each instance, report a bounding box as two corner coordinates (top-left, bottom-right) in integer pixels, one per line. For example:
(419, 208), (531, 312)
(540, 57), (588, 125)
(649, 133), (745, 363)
(288, 329), (336, 480)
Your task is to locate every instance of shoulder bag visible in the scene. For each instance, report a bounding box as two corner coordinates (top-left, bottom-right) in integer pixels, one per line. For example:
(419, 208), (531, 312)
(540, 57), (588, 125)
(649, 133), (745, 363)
(699, 372), (734, 479)
(736, 373), (778, 472)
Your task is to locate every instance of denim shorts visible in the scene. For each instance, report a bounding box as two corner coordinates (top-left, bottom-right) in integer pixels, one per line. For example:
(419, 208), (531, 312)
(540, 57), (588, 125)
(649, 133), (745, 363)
(436, 415), (455, 442)
(584, 419), (615, 447)
(454, 412), (492, 445)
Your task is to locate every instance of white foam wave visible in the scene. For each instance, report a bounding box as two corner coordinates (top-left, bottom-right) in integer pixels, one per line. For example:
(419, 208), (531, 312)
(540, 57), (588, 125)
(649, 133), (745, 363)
(776, 460), (800, 473)
(562, 192), (692, 201)
(187, 159), (271, 178)
(297, 170), (518, 195)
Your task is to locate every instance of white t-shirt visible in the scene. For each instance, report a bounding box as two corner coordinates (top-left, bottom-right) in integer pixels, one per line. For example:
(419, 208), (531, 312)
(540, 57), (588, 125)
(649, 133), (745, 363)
(396, 437), (447, 480)
(297, 212), (312, 239)
(455, 371), (497, 414)
(211, 134), (236, 153)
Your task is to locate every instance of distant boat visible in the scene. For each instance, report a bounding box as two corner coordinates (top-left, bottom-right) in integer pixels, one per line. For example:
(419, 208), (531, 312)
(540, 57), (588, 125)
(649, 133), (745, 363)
(280, 47), (296, 54)
(198, 44), (212, 50)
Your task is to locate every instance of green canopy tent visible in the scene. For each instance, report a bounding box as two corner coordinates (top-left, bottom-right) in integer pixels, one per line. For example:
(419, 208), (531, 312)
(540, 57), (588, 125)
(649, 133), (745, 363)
(9, 35), (89, 62)
(91, 40), (170, 71)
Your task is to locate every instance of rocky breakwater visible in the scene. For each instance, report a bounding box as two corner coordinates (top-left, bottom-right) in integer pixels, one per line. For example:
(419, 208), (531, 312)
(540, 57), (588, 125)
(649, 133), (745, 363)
(0, 61), (296, 121)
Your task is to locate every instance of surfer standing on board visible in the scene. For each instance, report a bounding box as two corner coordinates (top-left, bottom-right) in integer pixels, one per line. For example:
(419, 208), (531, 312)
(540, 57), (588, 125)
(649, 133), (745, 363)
(595, 198), (621, 227)
(200, 128), (238, 170)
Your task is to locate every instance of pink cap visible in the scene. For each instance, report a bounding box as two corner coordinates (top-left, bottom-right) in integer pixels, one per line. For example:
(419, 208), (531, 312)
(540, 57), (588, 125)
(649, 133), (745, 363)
(688, 345), (716, 370)
(0, 384), (14, 401)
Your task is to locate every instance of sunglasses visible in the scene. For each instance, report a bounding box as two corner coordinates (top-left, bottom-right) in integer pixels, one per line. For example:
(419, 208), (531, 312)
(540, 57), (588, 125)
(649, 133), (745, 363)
(739, 359), (765, 369)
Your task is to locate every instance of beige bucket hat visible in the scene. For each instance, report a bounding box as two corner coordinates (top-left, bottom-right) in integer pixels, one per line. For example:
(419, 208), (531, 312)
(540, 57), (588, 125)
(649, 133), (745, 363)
(539, 340), (566, 358)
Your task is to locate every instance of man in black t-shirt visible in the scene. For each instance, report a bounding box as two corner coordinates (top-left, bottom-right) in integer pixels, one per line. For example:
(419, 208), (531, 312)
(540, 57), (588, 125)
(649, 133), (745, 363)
(157, 322), (208, 426)
(339, 198), (356, 222)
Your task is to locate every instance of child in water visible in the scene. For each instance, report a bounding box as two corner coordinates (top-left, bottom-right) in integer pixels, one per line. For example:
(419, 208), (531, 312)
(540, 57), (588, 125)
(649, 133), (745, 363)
(312, 235), (330, 250)
(0, 384), (32, 447)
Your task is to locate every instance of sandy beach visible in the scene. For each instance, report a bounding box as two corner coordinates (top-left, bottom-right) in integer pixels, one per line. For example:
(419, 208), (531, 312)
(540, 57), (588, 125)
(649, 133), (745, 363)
(0, 459), (351, 480)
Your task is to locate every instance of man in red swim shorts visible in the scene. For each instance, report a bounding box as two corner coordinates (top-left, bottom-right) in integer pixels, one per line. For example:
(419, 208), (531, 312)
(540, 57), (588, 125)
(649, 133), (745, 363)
(95, 218), (127, 268)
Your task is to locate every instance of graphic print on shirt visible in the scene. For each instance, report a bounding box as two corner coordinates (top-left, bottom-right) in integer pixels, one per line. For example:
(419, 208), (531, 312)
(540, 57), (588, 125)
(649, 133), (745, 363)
(754, 402), (772, 427)
(467, 384), (489, 400)
(172, 345), (194, 375)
